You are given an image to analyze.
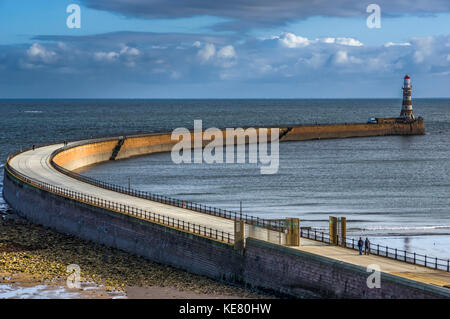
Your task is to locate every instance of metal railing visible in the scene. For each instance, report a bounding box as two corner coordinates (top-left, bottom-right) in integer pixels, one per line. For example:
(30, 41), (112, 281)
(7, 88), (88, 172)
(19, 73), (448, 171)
(300, 228), (450, 272)
(4, 159), (234, 245)
(49, 145), (285, 233)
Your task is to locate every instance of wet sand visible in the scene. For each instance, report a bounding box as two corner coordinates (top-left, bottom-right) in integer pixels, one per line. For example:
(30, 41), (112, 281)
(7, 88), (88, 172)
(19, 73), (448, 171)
(0, 211), (272, 299)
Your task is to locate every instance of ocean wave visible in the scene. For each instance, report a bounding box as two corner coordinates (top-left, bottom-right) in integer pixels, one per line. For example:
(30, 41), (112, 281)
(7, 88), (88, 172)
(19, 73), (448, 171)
(24, 110), (43, 114)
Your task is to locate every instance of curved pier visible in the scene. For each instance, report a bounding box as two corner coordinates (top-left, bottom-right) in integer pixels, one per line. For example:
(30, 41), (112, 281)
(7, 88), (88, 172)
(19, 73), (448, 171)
(4, 121), (450, 298)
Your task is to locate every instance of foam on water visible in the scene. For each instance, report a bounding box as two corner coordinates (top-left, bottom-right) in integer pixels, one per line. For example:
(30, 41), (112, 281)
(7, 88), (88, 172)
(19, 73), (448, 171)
(0, 284), (82, 299)
(23, 110), (43, 114)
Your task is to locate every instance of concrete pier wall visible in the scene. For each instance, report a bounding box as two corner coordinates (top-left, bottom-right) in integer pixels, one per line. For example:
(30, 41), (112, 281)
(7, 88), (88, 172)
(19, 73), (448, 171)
(283, 120), (425, 141)
(53, 120), (425, 171)
(3, 168), (448, 298)
(54, 139), (118, 171)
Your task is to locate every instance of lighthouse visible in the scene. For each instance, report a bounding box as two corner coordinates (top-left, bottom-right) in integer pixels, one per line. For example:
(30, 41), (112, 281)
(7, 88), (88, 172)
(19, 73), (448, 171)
(399, 74), (415, 120)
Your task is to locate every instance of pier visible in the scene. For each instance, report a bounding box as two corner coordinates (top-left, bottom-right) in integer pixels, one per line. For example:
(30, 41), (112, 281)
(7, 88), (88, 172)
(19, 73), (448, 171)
(4, 121), (449, 298)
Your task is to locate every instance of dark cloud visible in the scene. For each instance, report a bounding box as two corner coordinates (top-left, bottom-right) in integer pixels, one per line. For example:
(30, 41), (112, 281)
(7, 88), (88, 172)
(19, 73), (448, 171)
(80, 0), (450, 29)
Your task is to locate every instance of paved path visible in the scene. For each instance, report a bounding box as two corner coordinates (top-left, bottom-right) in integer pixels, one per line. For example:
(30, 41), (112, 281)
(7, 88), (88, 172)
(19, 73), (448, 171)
(8, 143), (450, 288)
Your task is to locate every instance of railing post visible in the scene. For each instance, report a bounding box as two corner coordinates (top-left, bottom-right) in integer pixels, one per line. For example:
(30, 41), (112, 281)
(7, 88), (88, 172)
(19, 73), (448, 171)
(377, 244), (379, 255)
(447, 260), (449, 272)
(435, 257), (438, 269)
(352, 238), (354, 249)
(413, 252), (416, 264)
(425, 255), (427, 267)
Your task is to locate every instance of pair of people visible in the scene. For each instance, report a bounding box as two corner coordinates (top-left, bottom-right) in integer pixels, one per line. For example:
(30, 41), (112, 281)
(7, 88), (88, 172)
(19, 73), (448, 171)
(357, 237), (370, 255)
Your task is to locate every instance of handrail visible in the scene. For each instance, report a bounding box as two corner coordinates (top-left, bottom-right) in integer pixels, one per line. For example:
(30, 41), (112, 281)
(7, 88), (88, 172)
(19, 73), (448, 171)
(300, 228), (450, 272)
(4, 159), (234, 245)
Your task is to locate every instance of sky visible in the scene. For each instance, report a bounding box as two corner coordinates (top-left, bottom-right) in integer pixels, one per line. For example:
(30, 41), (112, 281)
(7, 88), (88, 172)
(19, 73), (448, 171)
(0, 0), (449, 98)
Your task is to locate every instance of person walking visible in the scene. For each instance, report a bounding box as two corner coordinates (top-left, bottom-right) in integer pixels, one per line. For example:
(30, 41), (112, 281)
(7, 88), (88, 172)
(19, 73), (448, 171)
(358, 237), (364, 255)
(365, 237), (371, 255)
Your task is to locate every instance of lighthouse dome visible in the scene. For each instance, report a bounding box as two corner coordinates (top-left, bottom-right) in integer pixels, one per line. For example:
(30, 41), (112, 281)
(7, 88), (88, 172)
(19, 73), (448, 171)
(404, 75), (410, 79)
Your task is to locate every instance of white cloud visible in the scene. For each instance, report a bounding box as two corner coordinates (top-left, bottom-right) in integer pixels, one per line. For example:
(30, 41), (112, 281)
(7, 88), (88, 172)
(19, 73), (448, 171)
(121, 46), (140, 56)
(332, 50), (362, 65)
(334, 50), (348, 64)
(94, 46), (140, 65)
(273, 33), (363, 48)
(217, 45), (236, 59)
(197, 43), (236, 67)
(384, 42), (412, 47)
(94, 51), (120, 61)
(279, 32), (310, 48)
(197, 43), (216, 62)
(322, 37), (363, 46)
(27, 43), (57, 64)
(334, 38), (363, 46)
(193, 41), (201, 48)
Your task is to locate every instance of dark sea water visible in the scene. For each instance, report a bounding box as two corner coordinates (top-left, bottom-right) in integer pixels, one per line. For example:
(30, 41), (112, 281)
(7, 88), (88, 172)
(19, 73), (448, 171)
(1, 99), (449, 259)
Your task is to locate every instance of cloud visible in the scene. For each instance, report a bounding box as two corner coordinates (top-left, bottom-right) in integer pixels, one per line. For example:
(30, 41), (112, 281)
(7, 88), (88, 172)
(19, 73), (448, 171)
(278, 33), (311, 48)
(79, 0), (450, 29)
(268, 33), (363, 48)
(322, 37), (364, 46)
(94, 51), (119, 61)
(384, 42), (412, 47)
(197, 43), (237, 67)
(332, 50), (362, 65)
(26, 43), (57, 64)
(197, 43), (216, 62)
(94, 45), (141, 67)
(1, 31), (449, 97)
(217, 45), (236, 59)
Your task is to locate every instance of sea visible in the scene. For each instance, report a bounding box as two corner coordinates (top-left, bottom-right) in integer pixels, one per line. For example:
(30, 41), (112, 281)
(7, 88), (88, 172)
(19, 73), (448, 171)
(0, 99), (449, 260)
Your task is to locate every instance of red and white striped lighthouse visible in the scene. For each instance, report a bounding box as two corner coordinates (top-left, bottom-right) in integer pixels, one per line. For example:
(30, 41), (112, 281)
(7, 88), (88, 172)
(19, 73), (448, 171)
(399, 74), (415, 120)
